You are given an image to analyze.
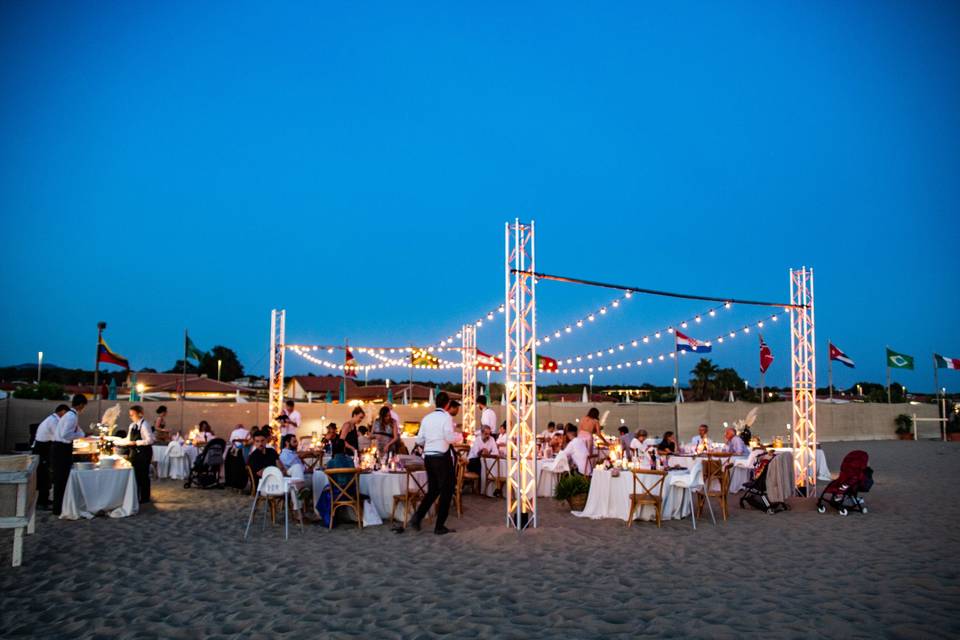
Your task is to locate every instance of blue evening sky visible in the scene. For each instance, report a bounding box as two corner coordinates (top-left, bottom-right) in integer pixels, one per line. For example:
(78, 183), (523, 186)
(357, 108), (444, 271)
(1, 1), (958, 391)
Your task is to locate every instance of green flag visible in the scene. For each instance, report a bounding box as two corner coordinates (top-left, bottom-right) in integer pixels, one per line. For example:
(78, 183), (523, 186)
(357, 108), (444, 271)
(186, 334), (206, 363)
(886, 348), (914, 370)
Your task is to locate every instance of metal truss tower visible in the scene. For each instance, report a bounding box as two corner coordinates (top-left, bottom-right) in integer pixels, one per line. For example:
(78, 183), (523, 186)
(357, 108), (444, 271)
(268, 309), (286, 431)
(461, 323), (478, 437)
(789, 268), (817, 494)
(504, 219), (537, 530)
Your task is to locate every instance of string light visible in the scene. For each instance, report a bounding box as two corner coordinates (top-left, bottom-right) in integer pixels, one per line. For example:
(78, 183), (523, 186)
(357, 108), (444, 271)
(534, 292), (634, 347)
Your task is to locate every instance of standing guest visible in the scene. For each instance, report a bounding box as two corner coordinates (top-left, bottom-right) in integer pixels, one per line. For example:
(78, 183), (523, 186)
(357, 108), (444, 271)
(339, 407), (365, 455)
(562, 424), (590, 474)
(691, 424), (711, 451)
(281, 399), (301, 437)
(50, 394), (88, 516)
(657, 431), (678, 454)
(448, 400), (461, 420)
(478, 395), (498, 437)
(117, 405), (155, 503)
(247, 430), (279, 486)
(33, 404), (69, 509)
(194, 420), (214, 445)
(579, 408), (603, 452)
(467, 425), (498, 474)
(372, 406), (399, 456)
(618, 426), (633, 458)
(229, 423), (250, 444)
(153, 406), (171, 444)
(724, 427), (749, 456)
(407, 392), (460, 535)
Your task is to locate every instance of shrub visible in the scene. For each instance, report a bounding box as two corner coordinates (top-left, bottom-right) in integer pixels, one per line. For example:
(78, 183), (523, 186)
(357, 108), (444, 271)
(12, 382), (65, 400)
(554, 473), (591, 501)
(894, 414), (913, 435)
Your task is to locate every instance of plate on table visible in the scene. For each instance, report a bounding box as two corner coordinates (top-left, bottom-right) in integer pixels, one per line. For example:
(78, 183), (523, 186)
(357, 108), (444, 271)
(74, 462), (95, 470)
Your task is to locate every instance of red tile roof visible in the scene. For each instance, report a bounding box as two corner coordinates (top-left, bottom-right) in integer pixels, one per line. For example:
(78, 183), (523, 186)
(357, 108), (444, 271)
(289, 375), (359, 394)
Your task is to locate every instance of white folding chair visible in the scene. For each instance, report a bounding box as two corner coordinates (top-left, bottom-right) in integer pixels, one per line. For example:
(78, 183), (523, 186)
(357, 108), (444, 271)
(167, 441), (190, 480)
(243, 466), (296, 540)
(671, 460), (716, 530)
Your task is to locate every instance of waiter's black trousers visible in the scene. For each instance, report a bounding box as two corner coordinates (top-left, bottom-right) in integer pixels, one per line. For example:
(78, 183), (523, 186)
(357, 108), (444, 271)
(414, 453), (454, 529)
(50, 442), (73, 516)
(130, 447), (153, 503)
(32, 441), (52, 506)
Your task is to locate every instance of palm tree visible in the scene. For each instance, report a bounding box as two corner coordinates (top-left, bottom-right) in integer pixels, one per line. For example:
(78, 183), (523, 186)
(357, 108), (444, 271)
(690, 358), (719, 401)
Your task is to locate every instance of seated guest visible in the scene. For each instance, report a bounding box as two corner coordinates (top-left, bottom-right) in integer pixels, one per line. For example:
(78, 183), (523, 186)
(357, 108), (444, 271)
(617, 426), (633, 458)
(724, 427), (749, 456)
(357, 425), (372, 452)
(549, 430), (564, 454)
(630, 429), (652, 455)
(224, 426), (250, 491)
(247, 429), (279, 487)
(541, 421), (556, 439)
(467, 425), (499, 474)
(317, 440), (359, 526)
(279, 434), (304, 473)
(657, 431), (677, 454)
(496, 422), (508, 445)
(193, 420), (215, 446)
(562, 424), (590, 474)
(690, 424), (710, 450)
(322, 423), (339, 454)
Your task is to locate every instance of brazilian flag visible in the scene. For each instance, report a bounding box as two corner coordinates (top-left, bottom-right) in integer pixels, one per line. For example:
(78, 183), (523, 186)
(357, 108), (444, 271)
(186, 334), (206, 363)
(886, 348), (914, 370)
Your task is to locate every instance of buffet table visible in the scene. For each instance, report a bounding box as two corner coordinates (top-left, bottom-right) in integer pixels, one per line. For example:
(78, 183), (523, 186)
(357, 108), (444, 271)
(60, 465), (138, 520)
(572, 467), (692, 522)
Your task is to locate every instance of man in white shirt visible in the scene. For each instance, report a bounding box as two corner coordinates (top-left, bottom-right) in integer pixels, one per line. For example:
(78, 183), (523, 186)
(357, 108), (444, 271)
(33, 404), (69, 509)
(467, 425), (499, 474)
(51, 394), (88, 516)
(229, 424), (250, 444)
(408, 392), (461, 535)
(478, 395), (497, 437)
(281, 400), (301, 437)
(562, 424), (590, 475)
(690, 424), (711, 451)
(724, 427), (749, 456)
(117, 405), (156, 503)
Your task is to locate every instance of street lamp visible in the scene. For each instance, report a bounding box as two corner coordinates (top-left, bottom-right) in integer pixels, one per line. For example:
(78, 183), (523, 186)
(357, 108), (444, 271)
(136, 382), (145, 402)
(857, 384), (863, 397)
(217, 359), (222, 382)
(37, 351), (43, 383)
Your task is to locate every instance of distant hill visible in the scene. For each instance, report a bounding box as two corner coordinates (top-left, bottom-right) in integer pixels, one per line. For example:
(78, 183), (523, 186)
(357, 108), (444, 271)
(9, 363), (64, 370)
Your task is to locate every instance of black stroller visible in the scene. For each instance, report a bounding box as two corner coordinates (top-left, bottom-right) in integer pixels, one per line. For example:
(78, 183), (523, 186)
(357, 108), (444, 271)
(817, 450), (872, 516)
(739, 451), (789, 514)
(184, 438), (226, 489)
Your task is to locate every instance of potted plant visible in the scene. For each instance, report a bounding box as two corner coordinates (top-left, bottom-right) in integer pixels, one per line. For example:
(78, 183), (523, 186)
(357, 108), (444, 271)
(555, 473), (591, 511)
(894, 414), (914, 440)
(946, 418), (960, 442)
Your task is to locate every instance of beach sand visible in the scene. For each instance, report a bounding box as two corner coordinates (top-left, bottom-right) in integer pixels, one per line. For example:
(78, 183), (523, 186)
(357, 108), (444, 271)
(2, 440), (959, 639)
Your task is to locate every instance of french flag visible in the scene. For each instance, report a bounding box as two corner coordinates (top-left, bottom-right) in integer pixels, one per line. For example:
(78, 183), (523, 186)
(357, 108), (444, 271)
(675, 331), (712, 353)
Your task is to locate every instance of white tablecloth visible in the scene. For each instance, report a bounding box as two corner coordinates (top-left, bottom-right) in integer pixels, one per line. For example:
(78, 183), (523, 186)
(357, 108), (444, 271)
(771, 447), (831, 481)
(400, 437), (418, 453)
(666, 455), (752, 493)
(572, 468), (692, 522)
(152, 444), (198, 478)
(61, 467), (138, 520)
(479, 457), (563, 498)
(312, 469), (427, 525)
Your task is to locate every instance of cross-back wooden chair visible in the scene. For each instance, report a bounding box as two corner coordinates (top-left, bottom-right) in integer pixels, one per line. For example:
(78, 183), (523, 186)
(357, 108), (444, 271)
(323, 468), (363, 529)
(391, 464), (427, 525)
(454, 449), (480, 517)
(698, 455), (732, 521)
(481, 454), (506, 498)
(627, 469), (668, 527)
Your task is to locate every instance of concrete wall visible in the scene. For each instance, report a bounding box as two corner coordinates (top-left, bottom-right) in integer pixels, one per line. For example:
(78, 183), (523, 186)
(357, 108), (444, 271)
(0, 397), (940, 450)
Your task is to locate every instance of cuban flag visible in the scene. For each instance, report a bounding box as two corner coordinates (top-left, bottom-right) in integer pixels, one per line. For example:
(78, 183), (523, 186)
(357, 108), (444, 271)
(675, 331), (711, 353)
(828, 342), (855, 368)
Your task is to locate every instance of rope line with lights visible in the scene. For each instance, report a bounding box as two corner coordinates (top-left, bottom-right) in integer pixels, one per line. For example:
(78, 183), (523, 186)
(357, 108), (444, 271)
(534, 291), (635, 347)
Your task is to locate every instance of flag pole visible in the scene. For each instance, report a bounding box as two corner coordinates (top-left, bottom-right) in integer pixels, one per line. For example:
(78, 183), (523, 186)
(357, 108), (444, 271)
(180, 329), (187, 432)
(828, 339), (833, 402)
(933, 354), (941, 439)
(673, 332), (679, 437)
(94, 322), (105, 422)
(761, 369), (765, 404)
(886, 346), (892, 404)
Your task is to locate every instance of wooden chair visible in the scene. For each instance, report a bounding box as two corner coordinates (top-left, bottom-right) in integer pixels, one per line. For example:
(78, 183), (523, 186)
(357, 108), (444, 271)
(481, 454), (506, 498)
(390, 465), (427, 526)
(454, 450), (480, 518)
(246, 465), (256, 496)
(697, 455), (732, 521)
(300, 451), (323, 473)
(627, 469), (668, 528)
(323, 468), (364, 529)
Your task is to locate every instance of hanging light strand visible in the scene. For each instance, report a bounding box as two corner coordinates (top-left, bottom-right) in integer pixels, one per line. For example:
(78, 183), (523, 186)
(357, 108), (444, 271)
(545, 312), (781, 375)
(535, 291), (635, 347)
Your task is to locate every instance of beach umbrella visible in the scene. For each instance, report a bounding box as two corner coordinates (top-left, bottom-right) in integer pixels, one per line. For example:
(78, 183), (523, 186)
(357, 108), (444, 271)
(428, 387), (435, 406)
(500, 392), (506, 406)
(387, 388), (394, 404)
(581, 386), (588, 403)
(108, 378), (117, 400)
(339, 379), (346, 404)
(402, 388), (409, 405)
(325, 390), (332, 403)
(129, 372), (138, 401)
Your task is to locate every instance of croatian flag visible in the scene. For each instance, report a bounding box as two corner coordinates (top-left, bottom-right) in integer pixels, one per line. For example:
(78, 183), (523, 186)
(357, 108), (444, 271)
(829, 342), (855, 368)
(675, 331), (711, 353)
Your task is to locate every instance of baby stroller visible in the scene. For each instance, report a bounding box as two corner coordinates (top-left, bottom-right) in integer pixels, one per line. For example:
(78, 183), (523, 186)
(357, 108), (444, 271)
(184, 438), (227, 489)
(739, 451), (789, 514)
(817, 450), (872, 516)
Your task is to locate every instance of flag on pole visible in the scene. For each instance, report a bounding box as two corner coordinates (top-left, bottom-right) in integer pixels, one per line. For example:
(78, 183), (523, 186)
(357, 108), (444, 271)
(477, 350), (503, 371)
(934, 354), (960, 370)
(675, 331), (711, 353)
(185, 334), (206, 363)
(344, 348), (359, 378)
(759, 334), (774, 373)
(410, 349), (440, 368)
(536, 354), (558, 372)
(829, 342), (855, 368)
(886, 348), (914, 370)
(97, 337), (130, 369)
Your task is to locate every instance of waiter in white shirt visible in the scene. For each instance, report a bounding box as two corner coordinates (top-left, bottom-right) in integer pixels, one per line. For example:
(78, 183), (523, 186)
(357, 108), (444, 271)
(117, 405), (155, 503)
(50, 394), (88, 516)
(280, 400), (301, 437)
(407, 391), (461, 535)
(33, 404), (69, 509)
(478, 395), (497, 437)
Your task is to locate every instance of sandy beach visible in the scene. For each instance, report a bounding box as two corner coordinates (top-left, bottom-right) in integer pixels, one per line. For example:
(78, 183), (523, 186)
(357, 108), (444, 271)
(2, 440), (959, 639)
